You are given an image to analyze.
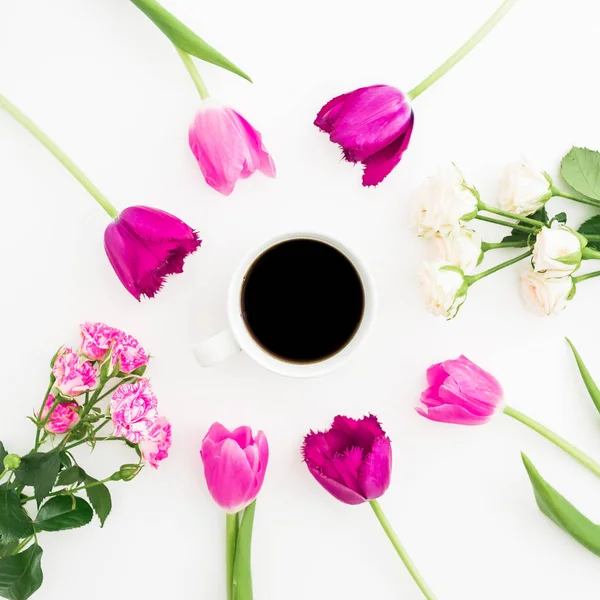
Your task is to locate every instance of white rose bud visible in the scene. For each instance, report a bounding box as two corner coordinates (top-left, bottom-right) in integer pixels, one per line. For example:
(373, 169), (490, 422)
(498, 159), (552, 216)
(429, 227), (483, 274)
(533, 223), (586, 278)
(412, 165), (479, 238)
(521, 269), (575, 316)
(419, 262), (468, 320)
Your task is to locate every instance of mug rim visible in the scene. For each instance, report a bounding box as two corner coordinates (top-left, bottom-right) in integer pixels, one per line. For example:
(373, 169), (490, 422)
(226, 231), (376, 377)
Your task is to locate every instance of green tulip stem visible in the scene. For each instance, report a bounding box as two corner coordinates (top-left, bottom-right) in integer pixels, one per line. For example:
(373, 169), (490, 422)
(474, 214), (535, 234)
(176, 48), (210, 100)
(226, 512), (239, 600)
(0, 94), (119, 219)
(369, 500), (437, 600)
(465, 250), (532, 284)
(408, 0), (519, 100)
(504, 405), (600, 478)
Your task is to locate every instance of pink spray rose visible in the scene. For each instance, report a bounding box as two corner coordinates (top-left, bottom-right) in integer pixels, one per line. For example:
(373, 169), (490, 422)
(189, 100), (276, 196)
(110, 379), (158, 443)
(79, 322), (149, 374)
(416, 355), (504, 425)
(200, 423), (269, 513)
(104, 206), (202, 301)
(315, 85), (414, 187)
(52, 348), (98, 397)
(302, 415), (392, 505)
(40, 395), (80, 434)
(140, 416), (172, 469)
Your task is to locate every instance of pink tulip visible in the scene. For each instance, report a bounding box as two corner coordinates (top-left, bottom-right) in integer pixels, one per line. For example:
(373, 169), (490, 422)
(315, 85), (414, 187)
(200, 423), (269, 513)
(188, 101), (276, 196)
(40, 395), (80, 434)
(416, 355), (504, 425)
(104, 206), (201, 301)
(302, 415), (392, 505)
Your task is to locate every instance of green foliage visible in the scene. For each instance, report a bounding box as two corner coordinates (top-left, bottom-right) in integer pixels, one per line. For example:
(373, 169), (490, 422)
(0, 487), (33, 542)
(522, 453), (600, 557)
(129, 0), (251, 82)
(566, 338), (600, 414)
(501, 208), (548, 244)
(232, 501), (256, 600)
(56, 467), (86, 487)
(84, 478), (112, 528)
(35, 496), (93, 532)
(0, 540), (19, 560)
(0, 444), (6, 467)
(561, 147), (600, 201)
(15, 453), (60, 506)
(0, 544), (43, 600)
(578, 215), (600, 251)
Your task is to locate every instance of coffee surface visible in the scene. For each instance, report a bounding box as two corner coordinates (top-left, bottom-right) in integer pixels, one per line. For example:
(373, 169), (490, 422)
(241, 239), (365, 363)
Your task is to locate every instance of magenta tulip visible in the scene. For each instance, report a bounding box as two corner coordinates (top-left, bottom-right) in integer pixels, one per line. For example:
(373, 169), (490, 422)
(416, 355), (504, 425)
(189, 101), (276, 196)
(200, 423), (269, 513)
(315, 85), (414, 187)
(302, 415), (391, 505)
(104, 206), (201, 301)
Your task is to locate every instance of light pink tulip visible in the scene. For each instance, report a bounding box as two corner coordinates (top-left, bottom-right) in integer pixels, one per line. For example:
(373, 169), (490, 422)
(189, 101), (275, 196)
(52, 348), (98, 397)
(416, 355), (504, 425)
(39, 395), (80, 434)
(200, 423), (268, 513)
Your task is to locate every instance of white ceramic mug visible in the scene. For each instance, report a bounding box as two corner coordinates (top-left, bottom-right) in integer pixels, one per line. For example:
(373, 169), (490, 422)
(193, 232), (376, 377)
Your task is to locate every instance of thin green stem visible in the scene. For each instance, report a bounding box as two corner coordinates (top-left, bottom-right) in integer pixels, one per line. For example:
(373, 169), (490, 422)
(475, 214), (534, 234)
(226, 513), (239, 600)
(97, 378), (134, 402)
(582, 247), (600, 261)
(63, 420), (113, 451)
(478, 201), (544, 227)
(481, 240), (528, 251)
(504, 405), (600, 478)
(408, 0), (519, 99)
(466, 249), (532, 284)
(551, 186), (600, 208)
(0, 94), (119, 219)
(11, 536), (33, 555)
(34, 375), (55, 450)
(0, 469), (8, 481)
(573, 270), (600, 284)
(176, 48), (209, 100)
(369, 500), (437, 599)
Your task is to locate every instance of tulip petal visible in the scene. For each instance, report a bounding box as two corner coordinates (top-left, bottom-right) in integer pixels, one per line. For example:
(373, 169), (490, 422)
(235, 112), (276, 179)
(306, 464), (366, 505)
(331, 414), (386, 453)
(358, 437), (392, 500)
(439, 383), (499, 416)
(442, 355), (503, 406)
(361, 113), (414, 187)
(416, 405), (491, 426)
(426, 363), (450, 389)
(314, 92), (349, 134)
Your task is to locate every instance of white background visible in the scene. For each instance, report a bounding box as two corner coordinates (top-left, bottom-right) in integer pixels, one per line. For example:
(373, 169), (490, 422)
(1, 0), (600, 598)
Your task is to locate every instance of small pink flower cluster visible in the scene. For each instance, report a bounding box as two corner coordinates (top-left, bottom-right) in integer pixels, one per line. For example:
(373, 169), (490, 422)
(40, 394), (80, 434)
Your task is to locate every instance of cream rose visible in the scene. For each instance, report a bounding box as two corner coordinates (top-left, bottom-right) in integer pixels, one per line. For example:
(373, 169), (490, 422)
(412, 165), (478, 238)
(429, 227), (482, 274)
(533, 224), (584, 278)
(521, 269), (575, 316)
(497, 159), (552, 216)
(419, 262), (468, 320)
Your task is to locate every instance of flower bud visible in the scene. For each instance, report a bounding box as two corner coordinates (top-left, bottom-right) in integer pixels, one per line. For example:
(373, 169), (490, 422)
(119, 464), (142, 482)
(3, 454), (21, 470)
(533, 224), (587, 278)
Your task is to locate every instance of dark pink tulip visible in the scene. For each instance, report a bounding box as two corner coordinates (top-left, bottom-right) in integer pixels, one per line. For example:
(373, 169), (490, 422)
(416, 355), (504, 425)
(302, 415), (392, 505)
(104, 206), (201, 301)
(189, 101), (276, 196)
(315, 85), (414, 187)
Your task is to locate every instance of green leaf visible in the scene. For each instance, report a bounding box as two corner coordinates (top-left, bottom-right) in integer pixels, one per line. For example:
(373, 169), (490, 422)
(0, 539), (19, 560)
(129, 0), (251, 82)
(561, 147), (600, 201)
(14, 453), (60, 506)
(522, 453), (600, 557)
(501, 207), (548, 244)
(0, 544), (43, 600)
(578, 215), (600, 251)
(84, 478), (112, 528)
(554, 212), (567, 225)
(0, 444), (6, 467)
(566, 337), (600, 414)
(0, 488), (33, 542)
(56, 467), (86, 487)
(58, 452), (72, 470)
(232, 501), (256, 600)
(35, 496), (93, 532)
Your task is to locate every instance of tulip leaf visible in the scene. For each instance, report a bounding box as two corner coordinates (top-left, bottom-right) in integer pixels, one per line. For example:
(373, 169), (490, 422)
(0, 544), (43, 600)
(84, 478), (112, 528)
(501, 208), (547, 244)
(232, 501), (256, 600)
(35, 496), (93, 532)
(561, 147), (600, 201)
(566, 338), (600, 414)
(578, 215), (600, 252)
(0, 487), (33, 542)
(129, 0), (251, 82)
(14, 452), (60, 507)
(522, 453), (600, 557)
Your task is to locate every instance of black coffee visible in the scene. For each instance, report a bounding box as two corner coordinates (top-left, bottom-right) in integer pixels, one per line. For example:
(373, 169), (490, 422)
(241, 239), (365, 364)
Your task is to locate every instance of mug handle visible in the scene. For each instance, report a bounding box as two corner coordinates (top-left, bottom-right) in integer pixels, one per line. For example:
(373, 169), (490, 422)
(193, 328), (242, 367)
